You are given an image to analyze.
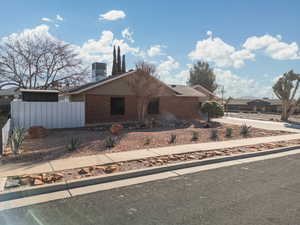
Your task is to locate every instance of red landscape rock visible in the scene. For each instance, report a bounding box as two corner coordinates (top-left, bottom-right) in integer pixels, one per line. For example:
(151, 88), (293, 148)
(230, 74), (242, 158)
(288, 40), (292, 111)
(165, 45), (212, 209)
(27, 126), (48, 139)
(110, 124), (123, 135)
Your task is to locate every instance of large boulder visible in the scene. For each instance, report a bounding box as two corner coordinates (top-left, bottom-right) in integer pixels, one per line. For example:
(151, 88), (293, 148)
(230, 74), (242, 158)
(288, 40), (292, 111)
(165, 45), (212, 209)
(27, 126), (48, 139)
(110, 123), (123, 135)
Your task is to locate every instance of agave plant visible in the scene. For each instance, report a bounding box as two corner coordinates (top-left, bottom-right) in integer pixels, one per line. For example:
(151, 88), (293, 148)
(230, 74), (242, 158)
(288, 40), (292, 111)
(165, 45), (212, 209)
(10, 127), (26, 154)
(105, 136), (118, 149)
(240, 124), (252, 137)
(168, 134), (177, 144)
(191, 131), (199, 141)
(210, 129), (218, 140)
(67, 137), (80, 152)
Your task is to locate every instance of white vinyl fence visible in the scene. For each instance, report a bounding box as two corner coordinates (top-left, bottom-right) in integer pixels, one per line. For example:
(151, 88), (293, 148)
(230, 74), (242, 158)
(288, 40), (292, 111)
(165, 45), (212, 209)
(1, 118), (11, 154)
(11, 101), (85, 129)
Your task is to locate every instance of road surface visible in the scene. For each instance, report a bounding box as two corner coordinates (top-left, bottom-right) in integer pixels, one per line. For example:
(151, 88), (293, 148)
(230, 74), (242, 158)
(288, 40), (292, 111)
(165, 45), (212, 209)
(1, 153), (300, 225)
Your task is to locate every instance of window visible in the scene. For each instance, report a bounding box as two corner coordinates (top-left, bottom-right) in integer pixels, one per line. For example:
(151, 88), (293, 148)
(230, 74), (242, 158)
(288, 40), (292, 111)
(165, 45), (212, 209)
(111, 97), (125, 115)
(147, 98), (159, 114)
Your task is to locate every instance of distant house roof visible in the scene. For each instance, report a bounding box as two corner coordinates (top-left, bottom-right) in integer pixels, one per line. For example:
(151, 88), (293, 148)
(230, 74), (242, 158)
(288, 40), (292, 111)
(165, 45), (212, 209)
(192, 85), (215, 97)
(229, 98), (281, 106)
(169, 84), (206, 97)
(0, 87), (18, 96)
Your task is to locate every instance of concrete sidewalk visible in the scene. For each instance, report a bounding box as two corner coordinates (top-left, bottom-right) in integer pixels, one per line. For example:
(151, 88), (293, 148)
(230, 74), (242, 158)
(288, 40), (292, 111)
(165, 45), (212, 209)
(1, 133), (300, 177)
(214, 117), (300, 133)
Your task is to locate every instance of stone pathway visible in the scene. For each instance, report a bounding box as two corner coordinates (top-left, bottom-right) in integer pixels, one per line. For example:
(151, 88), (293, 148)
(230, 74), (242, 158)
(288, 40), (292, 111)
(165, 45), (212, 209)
(1, 132), (300, 177)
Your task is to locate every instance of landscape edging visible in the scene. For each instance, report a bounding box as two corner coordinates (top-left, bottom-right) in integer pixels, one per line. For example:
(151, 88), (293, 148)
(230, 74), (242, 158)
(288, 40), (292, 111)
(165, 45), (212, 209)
(1, 144), (300, 202)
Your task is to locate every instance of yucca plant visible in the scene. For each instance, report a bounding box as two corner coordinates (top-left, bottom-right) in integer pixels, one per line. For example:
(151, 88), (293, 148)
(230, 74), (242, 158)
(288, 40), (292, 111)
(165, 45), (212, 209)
(105, 136), (117, 149)
(210, 129), (218, 140)
(191, 131), (199, 141)
(168, 134), (177, 144)
(240, 124), (252, 137)
(10, 128), (26, 154)
(225, 128), (233, 137)
(67, 137), (80, 152)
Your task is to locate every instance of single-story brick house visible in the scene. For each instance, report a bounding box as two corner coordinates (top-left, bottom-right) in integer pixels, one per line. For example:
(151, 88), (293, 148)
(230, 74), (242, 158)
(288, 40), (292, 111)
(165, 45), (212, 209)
(64, 70), (214, 124)
(227, 98), (282, 113)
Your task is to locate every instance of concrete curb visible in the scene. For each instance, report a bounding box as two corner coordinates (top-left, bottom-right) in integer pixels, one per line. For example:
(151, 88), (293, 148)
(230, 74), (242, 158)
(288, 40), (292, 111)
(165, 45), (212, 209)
(1, 145), (300, 202)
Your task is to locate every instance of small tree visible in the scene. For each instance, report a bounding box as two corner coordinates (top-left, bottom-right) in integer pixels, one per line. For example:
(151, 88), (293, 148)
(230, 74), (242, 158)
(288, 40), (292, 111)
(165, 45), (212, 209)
(201, 101), (224, 122)
(273, 70), (300, 121)
(188, 61), (218, 92)
(127, 61), (164, 122)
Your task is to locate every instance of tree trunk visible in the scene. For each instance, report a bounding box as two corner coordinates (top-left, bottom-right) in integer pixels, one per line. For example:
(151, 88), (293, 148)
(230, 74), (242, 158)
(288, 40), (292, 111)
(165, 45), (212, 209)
(281, 102), (289, 121)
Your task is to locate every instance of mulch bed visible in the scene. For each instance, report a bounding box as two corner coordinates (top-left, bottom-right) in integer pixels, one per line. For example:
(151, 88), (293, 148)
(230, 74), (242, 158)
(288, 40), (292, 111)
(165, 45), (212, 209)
(0, 121), (292, 164)
(5, 138), (300, 191)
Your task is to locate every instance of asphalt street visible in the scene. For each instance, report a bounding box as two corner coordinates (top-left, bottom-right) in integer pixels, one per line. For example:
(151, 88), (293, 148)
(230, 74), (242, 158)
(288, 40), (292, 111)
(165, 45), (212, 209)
(1, 153), (300, 225)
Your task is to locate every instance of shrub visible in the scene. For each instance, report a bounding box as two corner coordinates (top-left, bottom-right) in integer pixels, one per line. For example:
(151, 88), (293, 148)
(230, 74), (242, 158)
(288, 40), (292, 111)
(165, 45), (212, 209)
(10, 127), (26, 154)
(144, 138), (151, 145)
(225, 128), (233, 137)
(191, 131), (199, 141)
(210, 129), (218, 140)
(201, 101), (224, 122)
(240, 124), (252, 137)
(67, 137), (80, 152)
(168, 134), (177, 144)
(105, 136), (118, 149)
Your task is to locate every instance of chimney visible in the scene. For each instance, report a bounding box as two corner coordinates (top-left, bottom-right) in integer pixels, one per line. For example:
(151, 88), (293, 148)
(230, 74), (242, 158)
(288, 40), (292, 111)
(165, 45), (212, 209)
(92, 63), (107, 82)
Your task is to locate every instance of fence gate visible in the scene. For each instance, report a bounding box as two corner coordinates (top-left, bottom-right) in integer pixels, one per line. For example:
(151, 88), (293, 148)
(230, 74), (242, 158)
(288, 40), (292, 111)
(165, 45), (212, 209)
(11, 101), (85, 129)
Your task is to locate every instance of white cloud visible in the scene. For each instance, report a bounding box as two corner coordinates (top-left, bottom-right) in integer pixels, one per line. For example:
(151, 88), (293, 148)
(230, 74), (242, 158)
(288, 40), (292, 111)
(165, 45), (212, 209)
(41, 17), (52, 22)
(214, 68), (273, 98)
(188, 33), (255, 68)
(99, 10), (126, 21)
(56, 14), (64, 21)
(121, 28), (134, 43)
(77, 30), (141, 74)
(206, 30), (212, 36)
(157, 56), (180, 74)
(2, 24), (53, 43)
(243, 34), (300, 60)
(147, 45), (165, 57)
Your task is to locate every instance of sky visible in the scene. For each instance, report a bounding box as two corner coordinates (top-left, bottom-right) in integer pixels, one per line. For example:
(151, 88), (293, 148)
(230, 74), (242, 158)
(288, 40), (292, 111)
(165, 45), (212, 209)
(1, 0), (300, 98)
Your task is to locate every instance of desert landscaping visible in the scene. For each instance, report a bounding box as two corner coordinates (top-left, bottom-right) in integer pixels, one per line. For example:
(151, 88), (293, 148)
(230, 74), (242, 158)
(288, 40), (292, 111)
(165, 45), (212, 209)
(1, 120), (292, 164)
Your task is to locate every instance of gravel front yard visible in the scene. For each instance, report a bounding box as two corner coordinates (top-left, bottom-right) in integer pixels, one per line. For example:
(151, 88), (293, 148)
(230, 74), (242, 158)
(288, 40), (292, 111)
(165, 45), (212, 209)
(1, 121), (290, 163)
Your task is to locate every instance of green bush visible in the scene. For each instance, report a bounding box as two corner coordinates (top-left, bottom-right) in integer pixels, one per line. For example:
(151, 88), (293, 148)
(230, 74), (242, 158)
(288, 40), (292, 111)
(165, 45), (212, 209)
(168, 134), (177, 144)
(201, 101), (224, 122)
(240, 124), (252, 137)
(105, 136), (118, 149)
(67, 137), (80, 152)
(210, 129), (218, 140)
(10, 128), (26, 154)
(225, 128), (233, 137)
(191, 131), (199, 141)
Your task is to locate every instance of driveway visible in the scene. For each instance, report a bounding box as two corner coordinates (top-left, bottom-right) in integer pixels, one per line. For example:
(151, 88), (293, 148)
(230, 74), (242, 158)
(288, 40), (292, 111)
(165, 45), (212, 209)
(215, 116), (300, 133)
(1, 152), (300, 225)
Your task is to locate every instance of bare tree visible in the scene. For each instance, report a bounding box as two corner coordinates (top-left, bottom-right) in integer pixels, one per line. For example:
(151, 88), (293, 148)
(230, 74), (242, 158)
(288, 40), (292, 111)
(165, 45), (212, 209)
(127, 61), (165, 121)
(273, 70), (300, 121)
(0, 33), (87, 89)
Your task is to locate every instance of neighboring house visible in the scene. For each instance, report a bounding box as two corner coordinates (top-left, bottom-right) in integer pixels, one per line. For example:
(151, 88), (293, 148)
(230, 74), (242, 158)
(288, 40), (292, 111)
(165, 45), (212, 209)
(192, 85), (216, 100)
(227, 98), (283, 113)
(0, 87), (18, 113)
(64, 70), (212, 124)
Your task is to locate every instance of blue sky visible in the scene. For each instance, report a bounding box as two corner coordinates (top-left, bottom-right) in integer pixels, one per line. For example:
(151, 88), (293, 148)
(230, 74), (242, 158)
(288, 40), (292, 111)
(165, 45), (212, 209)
(1, 0), (300, 98)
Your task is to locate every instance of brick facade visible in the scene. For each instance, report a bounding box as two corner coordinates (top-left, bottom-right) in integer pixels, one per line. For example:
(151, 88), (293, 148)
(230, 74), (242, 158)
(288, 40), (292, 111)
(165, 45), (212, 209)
(85, 94), (200, 124)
